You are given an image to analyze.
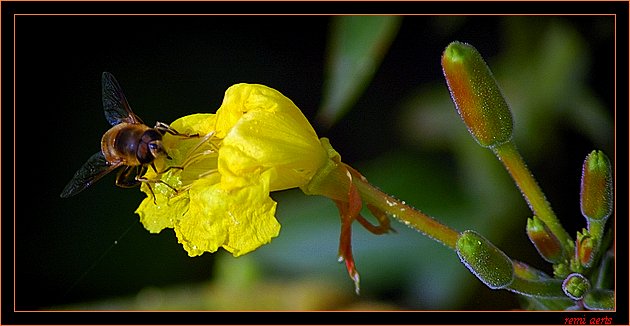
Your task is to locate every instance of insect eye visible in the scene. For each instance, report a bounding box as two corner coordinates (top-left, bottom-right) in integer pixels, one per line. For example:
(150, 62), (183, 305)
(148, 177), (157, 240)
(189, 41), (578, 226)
(149, 143), (158, 150)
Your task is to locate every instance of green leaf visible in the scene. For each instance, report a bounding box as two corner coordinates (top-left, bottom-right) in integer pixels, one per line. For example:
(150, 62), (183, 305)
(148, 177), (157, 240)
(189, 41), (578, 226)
(583, 289), (614, 310)
(518, 296), (576, 310)
(318, 16), (401, 127)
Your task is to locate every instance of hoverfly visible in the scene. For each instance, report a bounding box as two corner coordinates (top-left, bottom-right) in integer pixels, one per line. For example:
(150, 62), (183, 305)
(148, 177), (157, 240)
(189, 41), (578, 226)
(60, 72), (187, 199)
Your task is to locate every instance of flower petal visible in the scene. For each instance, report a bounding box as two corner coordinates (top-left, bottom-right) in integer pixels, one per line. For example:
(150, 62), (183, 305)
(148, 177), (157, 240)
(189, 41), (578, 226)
(216, 84), (327, 191)
(175, 170), (280, 257)
(170, 113), (216, 135)
(163, 113), (218, 166)
(221, 170), (279, 256)
(135, 190), (187, 233)
(175, 175), (228, 256)
(215, 84), (318, 139)
(135, 168), (187, 233)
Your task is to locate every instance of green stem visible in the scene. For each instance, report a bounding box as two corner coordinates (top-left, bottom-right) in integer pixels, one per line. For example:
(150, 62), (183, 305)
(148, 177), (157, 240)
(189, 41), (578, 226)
(507, 275), (568, 299)
(588, 219), (605, 241)
(352, 175), (459, 250)
(492, 141), (572, 254)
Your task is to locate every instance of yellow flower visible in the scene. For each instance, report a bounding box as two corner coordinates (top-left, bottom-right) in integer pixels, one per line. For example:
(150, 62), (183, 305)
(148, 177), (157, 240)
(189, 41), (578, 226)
(135, 83), (392, 294)
(136, 83), (328, 257)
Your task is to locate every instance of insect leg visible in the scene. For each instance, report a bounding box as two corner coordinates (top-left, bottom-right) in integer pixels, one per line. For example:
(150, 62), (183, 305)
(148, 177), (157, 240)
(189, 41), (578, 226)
(156, 131), (219, 174)
(154, 121), (200, 138)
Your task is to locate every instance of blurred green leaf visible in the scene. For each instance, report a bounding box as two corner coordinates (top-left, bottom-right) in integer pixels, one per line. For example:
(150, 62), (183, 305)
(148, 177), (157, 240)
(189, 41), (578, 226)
(496, 17), (613, 159)
(318, 16), (401, 127)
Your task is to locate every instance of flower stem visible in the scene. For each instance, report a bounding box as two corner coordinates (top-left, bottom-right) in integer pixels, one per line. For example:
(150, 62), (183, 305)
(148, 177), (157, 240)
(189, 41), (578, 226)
(351, 172), (459, 250)
(492, 141), (572, 254)
(507, 275), (568, 299)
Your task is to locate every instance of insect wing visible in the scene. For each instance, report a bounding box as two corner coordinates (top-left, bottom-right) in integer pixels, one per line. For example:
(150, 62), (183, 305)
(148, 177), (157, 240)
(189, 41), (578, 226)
(60, 152), (120, 198)
(102, 72), (143, 126)
(115, 165), (143, 188)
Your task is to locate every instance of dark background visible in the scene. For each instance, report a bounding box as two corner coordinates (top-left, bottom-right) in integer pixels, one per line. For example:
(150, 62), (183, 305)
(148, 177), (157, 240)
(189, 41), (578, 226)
(4, 1), (625, 320)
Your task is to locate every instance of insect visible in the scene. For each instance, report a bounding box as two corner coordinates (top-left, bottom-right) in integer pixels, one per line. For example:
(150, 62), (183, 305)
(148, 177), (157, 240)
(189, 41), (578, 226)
(60, 72), (186, 199)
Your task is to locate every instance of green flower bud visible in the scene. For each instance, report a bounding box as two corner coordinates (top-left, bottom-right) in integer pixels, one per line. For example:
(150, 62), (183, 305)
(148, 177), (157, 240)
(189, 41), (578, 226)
(441, 41), (513, 148)
(456, 230), (514, 289)
(553, 263), (571, 278)
(526, 216), (563, 263)
(576, 230), (595, 268)
(580, 150), (613, 221)
(562, 273), (591, 300)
